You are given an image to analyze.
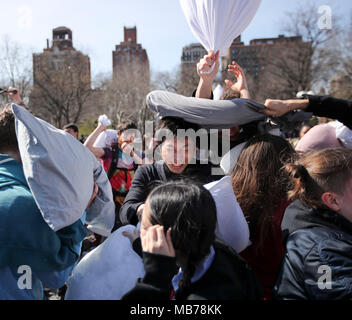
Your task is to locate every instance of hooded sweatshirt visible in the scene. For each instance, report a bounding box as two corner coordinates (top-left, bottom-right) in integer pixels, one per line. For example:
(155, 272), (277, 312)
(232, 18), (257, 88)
(0, 154), (86, 299)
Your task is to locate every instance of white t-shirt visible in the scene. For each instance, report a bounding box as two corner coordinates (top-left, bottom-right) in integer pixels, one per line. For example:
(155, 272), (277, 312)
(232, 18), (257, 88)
(93, 130), (118, 149)
(204, 176), (250, 253)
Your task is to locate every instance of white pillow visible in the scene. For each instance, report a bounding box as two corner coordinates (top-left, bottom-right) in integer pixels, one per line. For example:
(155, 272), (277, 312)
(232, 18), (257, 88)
(65, 225), (145, 300)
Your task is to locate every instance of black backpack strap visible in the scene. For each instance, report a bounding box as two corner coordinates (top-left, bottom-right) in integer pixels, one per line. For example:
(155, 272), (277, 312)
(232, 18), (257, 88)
(107, 144), (120, 180)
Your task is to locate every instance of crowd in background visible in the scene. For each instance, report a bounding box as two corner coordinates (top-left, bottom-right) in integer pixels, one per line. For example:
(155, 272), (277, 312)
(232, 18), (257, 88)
(1, 50), (352, 301)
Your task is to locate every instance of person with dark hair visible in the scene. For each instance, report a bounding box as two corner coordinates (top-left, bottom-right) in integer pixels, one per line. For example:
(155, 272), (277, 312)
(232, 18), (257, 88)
(84, 118), (142, 229)
(119, 116), (219, 226)
(0, 104), (93, 299)
(274, 148), (352, 300)
(122, 181), (262, 300)
(63, 123), (79, 139)
(231, 134), (296, 299)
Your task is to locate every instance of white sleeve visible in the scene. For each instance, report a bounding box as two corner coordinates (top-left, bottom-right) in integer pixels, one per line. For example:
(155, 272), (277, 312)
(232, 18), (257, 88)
(93, 131), (108, 148)
(93, 130), (118, 149)
(204, 176), (250, 253)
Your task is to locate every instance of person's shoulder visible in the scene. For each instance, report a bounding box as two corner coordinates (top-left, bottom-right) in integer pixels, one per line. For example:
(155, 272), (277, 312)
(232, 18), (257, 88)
(197, 240), (262, 299)
(212, 239), (248, 270)
(137, 161), (164, 175)
(286, 226), (338, 258)
(0, 184), (43, 228)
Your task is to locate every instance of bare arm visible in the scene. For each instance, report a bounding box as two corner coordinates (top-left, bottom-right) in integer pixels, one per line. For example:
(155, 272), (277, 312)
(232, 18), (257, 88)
(84, 123), (106, 158)
(195, 50), (220, 99)
(261, 99), (309, 117)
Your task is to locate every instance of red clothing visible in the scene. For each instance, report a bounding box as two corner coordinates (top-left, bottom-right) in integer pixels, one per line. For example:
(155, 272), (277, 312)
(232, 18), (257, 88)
(240, 199), (290, 300)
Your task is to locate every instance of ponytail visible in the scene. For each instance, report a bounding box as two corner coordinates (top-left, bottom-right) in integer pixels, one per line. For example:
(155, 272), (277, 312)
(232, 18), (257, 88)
(285, 148), (352, 209)
(177, 259), (196, 298)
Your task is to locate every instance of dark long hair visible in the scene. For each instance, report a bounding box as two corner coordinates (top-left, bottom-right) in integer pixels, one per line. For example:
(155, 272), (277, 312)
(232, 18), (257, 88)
(231, 134), (296, 249)
(147, 180), (217, 297)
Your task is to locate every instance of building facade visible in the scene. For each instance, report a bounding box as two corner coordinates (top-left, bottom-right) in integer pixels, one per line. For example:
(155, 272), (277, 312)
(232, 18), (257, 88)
(112, 26), (149, 82)
(33, 26), (91, 88)
(222, 34), (304, 80)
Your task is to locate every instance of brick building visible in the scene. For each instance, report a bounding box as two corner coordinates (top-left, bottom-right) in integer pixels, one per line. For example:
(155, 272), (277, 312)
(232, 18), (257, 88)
(33, 26), (91, 88)
(222, 34), (305, 80)
(112, 26), (149, 82)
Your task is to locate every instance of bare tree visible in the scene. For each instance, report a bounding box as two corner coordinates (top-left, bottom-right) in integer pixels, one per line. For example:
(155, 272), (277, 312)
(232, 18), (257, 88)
(330, 12), (352, 99)
(151, 69), (179, 93)
(29, 55), (91, 128)
(97, 63), (151, 132)
(264, 2), (341, 98)
(0, 36), (32, 105)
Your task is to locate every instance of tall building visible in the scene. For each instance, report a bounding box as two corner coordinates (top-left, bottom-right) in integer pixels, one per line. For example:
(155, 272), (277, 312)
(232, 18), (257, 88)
(222, 34), (307, 80)
(180, 43), (207, 92)
(112, 26), (149, 81)
(181, 43), (208, 69)
(33, 26), (91, 87)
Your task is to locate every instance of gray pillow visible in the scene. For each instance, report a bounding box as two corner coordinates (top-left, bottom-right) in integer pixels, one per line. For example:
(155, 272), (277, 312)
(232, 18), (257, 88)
(12, 104), (115, 236)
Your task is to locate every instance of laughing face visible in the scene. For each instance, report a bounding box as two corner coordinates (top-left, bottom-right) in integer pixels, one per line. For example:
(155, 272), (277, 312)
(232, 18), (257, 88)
(161, 137), (196, 174)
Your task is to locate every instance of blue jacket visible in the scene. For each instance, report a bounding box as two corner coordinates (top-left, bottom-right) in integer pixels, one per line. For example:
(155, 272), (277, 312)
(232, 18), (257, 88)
(0, 154), (87, 299)
(274, 200), (352, 300)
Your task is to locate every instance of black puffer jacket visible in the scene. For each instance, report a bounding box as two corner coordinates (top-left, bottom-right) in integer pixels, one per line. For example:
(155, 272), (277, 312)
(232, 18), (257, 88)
(274, 200), (352, 300)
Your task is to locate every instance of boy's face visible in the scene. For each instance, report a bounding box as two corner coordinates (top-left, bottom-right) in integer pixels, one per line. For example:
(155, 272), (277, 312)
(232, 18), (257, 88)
(161, 137), (195, 174)
(64, 128), (78, 139)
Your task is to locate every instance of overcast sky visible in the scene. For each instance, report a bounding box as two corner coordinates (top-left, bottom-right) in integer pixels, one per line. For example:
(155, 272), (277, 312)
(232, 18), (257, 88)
(0, 0), (350, 77)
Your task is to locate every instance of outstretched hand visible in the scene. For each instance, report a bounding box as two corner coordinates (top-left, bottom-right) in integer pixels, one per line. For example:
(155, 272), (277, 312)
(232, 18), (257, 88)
(224, 61), (249, 98)
(261, 99), (290, 117)
(141, 225), (175, 257)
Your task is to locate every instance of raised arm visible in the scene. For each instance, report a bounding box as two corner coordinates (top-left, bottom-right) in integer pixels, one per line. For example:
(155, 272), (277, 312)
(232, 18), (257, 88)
(225, 61), (250, 99)
(195, 50), (220, 99)
(84, 122), (107, 158)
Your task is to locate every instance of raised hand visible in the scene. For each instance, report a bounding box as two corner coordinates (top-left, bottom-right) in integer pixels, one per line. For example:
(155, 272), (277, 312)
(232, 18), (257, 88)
(197, 50), (220, 80)
(224, 61), (250, 98)
(141, 225), (175, 257)
(7, 87), (22, 105)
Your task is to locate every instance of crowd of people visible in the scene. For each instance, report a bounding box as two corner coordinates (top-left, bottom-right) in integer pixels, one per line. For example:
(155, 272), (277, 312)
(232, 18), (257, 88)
(1, 49), (352, 301)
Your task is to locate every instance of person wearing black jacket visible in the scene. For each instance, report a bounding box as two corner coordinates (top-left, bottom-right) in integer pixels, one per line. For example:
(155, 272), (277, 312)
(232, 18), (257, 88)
(262, 95), (352, 129)
(273, 148), (352, 300)
(119, 117), (222, 226)
(122, 181), (262, 300)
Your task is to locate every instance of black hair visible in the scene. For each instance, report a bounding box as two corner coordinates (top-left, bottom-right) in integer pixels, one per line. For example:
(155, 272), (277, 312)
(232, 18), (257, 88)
(147, 180), (217, 297)
(63, 123), (79, 132)
(0, 104), (18, 153)
(155, 117), (203, 152)
(156, 117), (200, 134)
(116, 121), (137, 135)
